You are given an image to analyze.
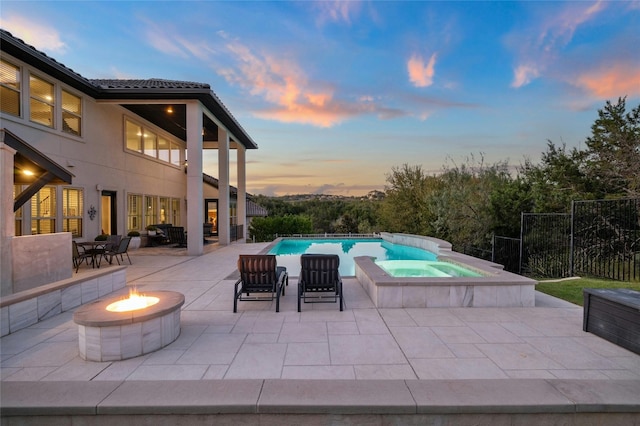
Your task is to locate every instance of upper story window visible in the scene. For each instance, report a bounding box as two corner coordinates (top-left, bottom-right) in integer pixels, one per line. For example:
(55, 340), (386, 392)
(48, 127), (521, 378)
(30, 74), (54, 127)
(1, 59), (21, 116)
(125, 118), (183, 166)
(143, 129), (157, 157)
(62, 90), (82, 136)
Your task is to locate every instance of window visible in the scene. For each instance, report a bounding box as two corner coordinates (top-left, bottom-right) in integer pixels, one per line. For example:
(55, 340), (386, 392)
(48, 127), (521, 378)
(158, 136), (170, 162)
(125, 118), (184, 165)
(159, 197), (169, 224)
(171, 142), (181, 166)
(171, 198), (181, 226)
(62, 90), (81, 136)
(127, 194), (142, 232)
(1, 59), (20, 116)
(143, 129), (157, 157)
(144, 195), (158, 227)
(30, 74), (54, 127)
(31, 186), (56, 234)
(125, 119), (143, 152)
(63, 188), (83, 237)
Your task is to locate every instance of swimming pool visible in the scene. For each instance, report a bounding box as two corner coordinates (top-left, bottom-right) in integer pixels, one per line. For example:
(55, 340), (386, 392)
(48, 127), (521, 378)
(268, 238), (436, 276)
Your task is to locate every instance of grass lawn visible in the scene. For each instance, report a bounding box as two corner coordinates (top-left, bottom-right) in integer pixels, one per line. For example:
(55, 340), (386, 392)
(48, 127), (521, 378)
(536, 277), (640, 306)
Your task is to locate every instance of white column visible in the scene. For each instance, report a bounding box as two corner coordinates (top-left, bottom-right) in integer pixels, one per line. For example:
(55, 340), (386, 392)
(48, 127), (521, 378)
(217, 127), (230, 245)
(237, 145), (247, 241)
(186, 102), (204, 255)
(0, 143), (16, 295)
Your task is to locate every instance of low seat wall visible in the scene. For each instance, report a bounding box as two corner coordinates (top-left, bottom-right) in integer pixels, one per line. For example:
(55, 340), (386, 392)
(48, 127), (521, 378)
(0, 266), (127, 336)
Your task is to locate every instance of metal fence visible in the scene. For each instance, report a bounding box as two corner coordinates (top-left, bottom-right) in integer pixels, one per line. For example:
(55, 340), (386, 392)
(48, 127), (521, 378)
(572, 198), (640, 281)
(520, 213), (572, 278)
(491, 198), (639, 281)
(492, 236), (521, 274)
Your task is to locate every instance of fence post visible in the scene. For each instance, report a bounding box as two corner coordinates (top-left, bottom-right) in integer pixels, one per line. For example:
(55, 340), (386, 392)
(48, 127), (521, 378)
(491, 234), (496, 263)
(518, 212), (524, 275)
(569, 200), (575, 277)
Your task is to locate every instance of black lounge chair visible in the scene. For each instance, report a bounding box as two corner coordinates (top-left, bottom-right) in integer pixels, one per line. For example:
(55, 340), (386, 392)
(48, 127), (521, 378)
(168, 226), (187, 248)
(105, 236), (132, 265)
(234, 255), (287, 313)
(298, 254), (344, 312)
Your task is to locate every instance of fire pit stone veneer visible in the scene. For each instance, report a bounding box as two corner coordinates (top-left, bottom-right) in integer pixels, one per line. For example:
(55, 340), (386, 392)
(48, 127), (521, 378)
(73, 291), (184, 362)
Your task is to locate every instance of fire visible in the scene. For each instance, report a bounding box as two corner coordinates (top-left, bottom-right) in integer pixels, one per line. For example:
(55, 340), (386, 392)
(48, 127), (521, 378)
(106, 289), (160, 312)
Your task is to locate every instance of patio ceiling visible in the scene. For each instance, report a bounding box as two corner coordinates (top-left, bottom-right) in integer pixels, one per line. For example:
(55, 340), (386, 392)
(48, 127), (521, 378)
(122, 104), (220, 143)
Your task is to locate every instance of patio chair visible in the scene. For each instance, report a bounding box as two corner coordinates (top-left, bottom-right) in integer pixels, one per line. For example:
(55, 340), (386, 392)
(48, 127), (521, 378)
(234, 255), (287, 313)
(72, 241), (93, 273)
(105, 234), (122, 251)
(298, 254), (343, 312)
(104, 236), (132, 265)
(168, 226), (187, 248)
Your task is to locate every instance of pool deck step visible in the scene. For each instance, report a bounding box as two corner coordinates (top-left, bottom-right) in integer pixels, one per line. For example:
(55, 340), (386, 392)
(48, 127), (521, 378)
(2, 379), (639, 424)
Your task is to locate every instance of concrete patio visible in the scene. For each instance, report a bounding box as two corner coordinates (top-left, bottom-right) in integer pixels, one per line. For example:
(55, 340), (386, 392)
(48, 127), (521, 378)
(2, 241), (640, 424)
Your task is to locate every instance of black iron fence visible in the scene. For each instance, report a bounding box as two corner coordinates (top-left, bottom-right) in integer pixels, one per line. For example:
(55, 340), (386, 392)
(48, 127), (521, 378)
(492, 236), (521, 274)
(490, 198), (639, 281)
(572, 198), (640, 281)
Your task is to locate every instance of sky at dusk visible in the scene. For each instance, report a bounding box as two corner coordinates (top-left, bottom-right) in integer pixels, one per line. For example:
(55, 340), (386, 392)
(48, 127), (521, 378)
(2, 1), (639, 196)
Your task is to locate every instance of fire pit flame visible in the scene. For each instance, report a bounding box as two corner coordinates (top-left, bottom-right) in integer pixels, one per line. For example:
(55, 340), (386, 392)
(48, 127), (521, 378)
(106, 289), (160, 312)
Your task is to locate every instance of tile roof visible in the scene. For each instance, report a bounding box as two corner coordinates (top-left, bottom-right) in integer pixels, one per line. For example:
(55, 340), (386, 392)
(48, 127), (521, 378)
(90, 79), (211, 90)
(0, 29), (257, 149)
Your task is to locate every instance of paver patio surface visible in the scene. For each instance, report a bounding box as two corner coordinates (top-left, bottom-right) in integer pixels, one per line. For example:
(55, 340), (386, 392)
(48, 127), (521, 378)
(2, 242), (639, 382)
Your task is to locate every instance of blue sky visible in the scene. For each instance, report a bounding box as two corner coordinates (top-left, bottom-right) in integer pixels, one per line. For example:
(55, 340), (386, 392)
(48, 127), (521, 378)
(2, 1), (639, 196)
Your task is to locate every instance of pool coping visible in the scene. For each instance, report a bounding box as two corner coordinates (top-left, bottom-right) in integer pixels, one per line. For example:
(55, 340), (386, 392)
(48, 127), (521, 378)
(2, 379), (639, 417)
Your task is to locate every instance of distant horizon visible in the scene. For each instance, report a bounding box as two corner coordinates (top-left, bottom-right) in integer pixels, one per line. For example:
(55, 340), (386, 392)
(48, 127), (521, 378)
(3, 1), (638, 197)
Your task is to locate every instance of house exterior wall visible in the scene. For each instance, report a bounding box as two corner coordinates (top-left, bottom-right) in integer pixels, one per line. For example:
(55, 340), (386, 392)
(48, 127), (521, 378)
(1, 51), (188, 241)
(1, 52), (188, 293)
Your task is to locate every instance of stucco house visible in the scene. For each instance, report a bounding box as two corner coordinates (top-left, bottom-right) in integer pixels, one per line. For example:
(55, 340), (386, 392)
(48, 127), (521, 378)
(0, 29), (263, 295)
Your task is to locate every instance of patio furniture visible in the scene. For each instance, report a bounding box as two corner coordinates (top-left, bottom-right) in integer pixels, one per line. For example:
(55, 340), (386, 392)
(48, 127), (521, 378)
(72, 241), (94, 273)
(76, 241), (108, 268)
(104, 236), (132, 265)
(105, 234), (122, 251)
(234, 255), (287, 313)
(168, 226), (187, 248)
(298, 254), (343, 312)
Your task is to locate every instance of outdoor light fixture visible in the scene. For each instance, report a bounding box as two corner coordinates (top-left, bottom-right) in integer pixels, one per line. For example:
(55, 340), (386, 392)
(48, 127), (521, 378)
(22, 169), (34, 176)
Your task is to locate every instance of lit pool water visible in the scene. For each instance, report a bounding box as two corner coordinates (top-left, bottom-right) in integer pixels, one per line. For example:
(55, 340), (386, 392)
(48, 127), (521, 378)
(376, 260), (483, 278)
(268, 238), (436, 276)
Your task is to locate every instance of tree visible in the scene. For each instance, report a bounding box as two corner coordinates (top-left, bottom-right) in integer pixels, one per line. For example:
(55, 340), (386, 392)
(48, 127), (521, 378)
(520, 141), (592, 213)
(248, 215), (313, 242)
(379, 164), (440, 235)
(583, 97), (640, 198)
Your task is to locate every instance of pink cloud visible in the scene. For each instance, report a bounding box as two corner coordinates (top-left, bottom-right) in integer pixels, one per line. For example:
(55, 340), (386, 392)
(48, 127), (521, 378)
(573, 63), (640, 99)
(218, 39), (380, 127)
(407, 53), (437, 88)
(2, 15), (66, 53)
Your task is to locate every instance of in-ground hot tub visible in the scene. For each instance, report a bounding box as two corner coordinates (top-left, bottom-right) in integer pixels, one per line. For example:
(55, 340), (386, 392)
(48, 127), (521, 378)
(355, 233), (537, 308)
(73, 290), (184, 362)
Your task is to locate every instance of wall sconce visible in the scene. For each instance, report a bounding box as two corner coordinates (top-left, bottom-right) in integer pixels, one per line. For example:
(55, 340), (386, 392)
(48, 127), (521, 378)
(88, 205), (97, 221)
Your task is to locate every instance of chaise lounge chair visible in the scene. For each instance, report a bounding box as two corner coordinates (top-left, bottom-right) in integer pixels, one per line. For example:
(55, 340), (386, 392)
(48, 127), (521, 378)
(298, 253), (344, 312)
(234, 255), (288, 313)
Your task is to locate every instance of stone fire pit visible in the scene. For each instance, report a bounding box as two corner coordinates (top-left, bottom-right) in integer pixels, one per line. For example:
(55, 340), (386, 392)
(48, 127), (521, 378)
(73, 290), (184, 362)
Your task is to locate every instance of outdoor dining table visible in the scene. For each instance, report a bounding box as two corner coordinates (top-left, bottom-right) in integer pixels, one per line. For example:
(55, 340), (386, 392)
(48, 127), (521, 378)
(77, 241), (108, 268)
